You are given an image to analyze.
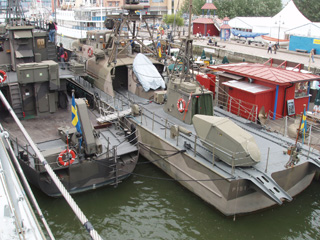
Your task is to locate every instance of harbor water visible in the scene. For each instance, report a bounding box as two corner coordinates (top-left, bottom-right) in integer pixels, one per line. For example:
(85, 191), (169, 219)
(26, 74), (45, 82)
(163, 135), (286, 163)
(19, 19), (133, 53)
(33, 156), (320, 240)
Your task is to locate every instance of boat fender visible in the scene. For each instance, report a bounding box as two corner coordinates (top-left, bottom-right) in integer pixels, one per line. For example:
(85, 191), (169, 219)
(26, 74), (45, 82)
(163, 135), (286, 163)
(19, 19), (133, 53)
(88, 47), (94, 57)
(0, 70), (7, 83)
(58, 149), (76, 166)
(177, 98), (186, 113)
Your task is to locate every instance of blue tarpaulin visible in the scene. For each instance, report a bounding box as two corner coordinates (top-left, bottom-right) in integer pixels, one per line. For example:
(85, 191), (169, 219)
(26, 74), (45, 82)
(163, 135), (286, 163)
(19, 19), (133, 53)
(231, 29), (268, 39)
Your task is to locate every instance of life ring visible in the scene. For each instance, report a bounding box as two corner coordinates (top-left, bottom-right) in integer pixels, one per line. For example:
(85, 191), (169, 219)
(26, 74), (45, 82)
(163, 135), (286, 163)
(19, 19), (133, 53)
(58, 149), (76, 166)
(87, 47), (93, 57)
(0, 70), (7, 83)
(177, 98), (186, 113)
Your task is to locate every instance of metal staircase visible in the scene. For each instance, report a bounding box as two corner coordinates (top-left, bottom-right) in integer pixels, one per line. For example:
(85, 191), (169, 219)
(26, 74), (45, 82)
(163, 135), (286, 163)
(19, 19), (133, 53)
(8, 83), (23, 118)
(47, 41), (57, 61)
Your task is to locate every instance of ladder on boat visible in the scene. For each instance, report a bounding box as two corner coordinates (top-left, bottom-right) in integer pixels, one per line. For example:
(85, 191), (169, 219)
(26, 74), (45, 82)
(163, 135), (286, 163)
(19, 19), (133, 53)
(237, 167), (292, 205)
(8, 83), (23, 118)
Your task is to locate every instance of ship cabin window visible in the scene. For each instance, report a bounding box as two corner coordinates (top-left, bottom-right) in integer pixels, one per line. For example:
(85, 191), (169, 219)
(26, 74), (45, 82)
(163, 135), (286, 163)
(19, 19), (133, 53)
(109, 2), (112, 6)
(116, 2), (119, 6)
(295, 82), (308, 98)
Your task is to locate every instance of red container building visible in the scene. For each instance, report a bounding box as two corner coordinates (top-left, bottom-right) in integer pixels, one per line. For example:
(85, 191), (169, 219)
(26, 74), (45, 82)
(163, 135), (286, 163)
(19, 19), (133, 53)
(209, 60), (320, 120)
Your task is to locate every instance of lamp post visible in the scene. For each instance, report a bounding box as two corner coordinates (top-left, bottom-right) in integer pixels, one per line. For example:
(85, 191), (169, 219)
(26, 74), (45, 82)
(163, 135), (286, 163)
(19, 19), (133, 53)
(275, 15), (284, 46)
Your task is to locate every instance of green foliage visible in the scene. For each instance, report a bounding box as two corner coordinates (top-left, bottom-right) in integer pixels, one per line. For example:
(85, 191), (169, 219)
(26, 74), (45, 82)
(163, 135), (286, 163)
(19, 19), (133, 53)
(180, 0), (282, 19)
(163, 14), (184, 27)
(294, 0), (320, 22)
(180, 0), (206, 15)
(215, 0), (282, 18)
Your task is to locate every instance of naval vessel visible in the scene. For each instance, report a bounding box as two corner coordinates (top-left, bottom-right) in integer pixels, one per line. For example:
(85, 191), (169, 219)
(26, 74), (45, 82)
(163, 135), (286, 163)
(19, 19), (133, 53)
(64, 0), (320, 215)
(0, 1), (139, 197)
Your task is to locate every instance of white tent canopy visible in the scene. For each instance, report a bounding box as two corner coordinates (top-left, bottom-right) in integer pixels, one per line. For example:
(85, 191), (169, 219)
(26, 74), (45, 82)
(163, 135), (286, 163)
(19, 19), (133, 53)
(285, 23), (320, 38)
(229, 0), (312, 39)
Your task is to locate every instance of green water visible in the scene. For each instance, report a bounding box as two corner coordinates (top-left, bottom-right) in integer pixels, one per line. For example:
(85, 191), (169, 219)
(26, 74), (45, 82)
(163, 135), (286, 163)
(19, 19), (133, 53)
(35, 158), (320, 240)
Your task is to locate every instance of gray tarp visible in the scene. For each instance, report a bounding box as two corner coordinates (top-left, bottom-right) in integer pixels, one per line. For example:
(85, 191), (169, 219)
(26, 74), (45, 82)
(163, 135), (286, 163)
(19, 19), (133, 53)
(133, 53), (165, 92)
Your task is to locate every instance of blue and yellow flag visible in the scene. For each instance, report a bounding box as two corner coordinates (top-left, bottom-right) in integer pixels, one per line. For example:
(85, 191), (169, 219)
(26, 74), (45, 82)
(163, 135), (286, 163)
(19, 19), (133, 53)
(300, 108), (307, 144)
(157, 41), (161, 58)
(72, 94), (82, 135)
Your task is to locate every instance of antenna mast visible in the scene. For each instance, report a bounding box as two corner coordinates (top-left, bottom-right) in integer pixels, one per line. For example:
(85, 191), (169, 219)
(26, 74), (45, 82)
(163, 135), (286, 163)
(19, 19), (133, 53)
(5, 0), (25, 26)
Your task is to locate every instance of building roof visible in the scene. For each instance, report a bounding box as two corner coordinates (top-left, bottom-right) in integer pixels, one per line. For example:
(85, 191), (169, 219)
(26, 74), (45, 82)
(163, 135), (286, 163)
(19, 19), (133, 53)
(201, 3), (217, 10)
(193, 18), (214, 24)
(209, 63), (320, 86)
(222, 80), (273, 94)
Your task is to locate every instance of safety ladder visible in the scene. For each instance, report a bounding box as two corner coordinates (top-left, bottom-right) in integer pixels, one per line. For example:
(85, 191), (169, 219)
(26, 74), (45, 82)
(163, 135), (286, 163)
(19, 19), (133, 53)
(8, 83), (23, 118)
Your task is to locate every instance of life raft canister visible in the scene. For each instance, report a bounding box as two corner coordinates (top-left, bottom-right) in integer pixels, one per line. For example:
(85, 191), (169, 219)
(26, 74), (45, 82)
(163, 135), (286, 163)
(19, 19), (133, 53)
(177, 98), (186, 113)
(0, 70), (7, 83)
(58, 149), (76, 166)
(87, 47), (93, 57)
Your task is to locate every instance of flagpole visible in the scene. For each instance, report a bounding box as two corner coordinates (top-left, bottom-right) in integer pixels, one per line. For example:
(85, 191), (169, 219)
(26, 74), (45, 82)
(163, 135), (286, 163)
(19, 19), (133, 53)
(294, 104), (305, 145)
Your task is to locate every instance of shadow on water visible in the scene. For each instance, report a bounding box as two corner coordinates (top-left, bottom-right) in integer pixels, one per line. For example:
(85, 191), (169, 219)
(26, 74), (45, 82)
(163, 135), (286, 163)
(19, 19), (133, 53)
(34, 156), (320, 240)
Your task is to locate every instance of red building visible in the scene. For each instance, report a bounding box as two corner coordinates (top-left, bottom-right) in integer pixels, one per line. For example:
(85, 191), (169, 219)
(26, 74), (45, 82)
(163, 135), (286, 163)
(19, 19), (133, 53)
(193, 18), (220, 37)
(209, 61), (320, 120)
(192, 2), (220, 37)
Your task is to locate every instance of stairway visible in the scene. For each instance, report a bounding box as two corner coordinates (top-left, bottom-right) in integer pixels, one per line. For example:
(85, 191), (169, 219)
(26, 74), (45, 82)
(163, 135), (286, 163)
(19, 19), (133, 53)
(47, 41), (57, 61)
(8, 83), (23, 118)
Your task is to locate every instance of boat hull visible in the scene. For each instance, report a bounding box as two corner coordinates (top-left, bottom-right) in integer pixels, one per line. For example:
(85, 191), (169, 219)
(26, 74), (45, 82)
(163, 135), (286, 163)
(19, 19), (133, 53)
(135, 123), (316, 216)
(261, 35), (289, 46)
(16, 153), (138, 197)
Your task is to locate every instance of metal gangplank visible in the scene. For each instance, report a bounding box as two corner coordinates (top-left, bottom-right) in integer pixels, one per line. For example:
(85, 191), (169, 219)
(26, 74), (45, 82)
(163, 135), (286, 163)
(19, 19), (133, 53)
(235, 167), (292, 204)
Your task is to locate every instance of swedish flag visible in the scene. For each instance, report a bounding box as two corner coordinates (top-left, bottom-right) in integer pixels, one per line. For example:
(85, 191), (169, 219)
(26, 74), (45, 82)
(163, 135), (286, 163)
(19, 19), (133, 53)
(300, 108), (307, 144)
(72, 94), (82, 134)
(157, 41), (161, 58)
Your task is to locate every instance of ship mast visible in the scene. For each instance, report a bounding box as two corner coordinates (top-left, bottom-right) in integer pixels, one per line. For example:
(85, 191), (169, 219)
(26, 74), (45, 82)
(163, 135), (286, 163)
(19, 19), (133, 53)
(5, 0), (25, 26)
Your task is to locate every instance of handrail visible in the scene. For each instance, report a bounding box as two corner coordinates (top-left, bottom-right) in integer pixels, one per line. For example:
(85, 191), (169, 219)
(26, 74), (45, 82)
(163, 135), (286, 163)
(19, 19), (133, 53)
(0, 90), (103, 240)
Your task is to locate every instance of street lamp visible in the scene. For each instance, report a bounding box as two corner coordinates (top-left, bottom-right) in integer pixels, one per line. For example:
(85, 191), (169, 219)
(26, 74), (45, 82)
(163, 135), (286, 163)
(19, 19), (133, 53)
(275, 15), (284, 46)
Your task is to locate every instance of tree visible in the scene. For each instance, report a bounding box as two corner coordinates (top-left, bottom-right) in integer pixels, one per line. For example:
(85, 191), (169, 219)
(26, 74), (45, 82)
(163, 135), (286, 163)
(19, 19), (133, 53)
(294, 0), (320, 22)
(163, 14), (184, 27)
(180, 0), (282, 19)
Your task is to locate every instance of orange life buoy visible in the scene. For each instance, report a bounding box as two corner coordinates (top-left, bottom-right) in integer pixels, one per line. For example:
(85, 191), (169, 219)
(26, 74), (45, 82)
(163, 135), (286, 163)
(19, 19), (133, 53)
(177, 98), (186, 113)
(87, 47), (93, 57)
(58, 149), (76, 166)
(0, 70), (7, 83)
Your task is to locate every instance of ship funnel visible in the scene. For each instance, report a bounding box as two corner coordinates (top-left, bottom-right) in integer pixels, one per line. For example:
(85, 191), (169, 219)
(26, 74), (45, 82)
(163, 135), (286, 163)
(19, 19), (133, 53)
(193, 115), (261, 167)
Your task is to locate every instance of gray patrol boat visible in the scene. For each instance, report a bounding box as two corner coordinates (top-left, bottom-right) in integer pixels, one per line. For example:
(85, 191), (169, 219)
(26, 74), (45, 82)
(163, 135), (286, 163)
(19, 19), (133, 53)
(69, 0), (320, 215)
(0, 2), (139, 197)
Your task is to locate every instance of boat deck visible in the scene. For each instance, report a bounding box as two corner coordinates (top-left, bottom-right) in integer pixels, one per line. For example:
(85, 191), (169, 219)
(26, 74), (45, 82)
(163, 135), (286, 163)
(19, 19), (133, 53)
(0, 97), (137, 159)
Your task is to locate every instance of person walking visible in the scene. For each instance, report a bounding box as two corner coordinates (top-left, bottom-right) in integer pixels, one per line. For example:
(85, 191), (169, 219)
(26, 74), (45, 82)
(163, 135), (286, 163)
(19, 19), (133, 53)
(58, 43), (66, 70)
(310, 48), (315, 63)
(273, 44), (277, 54)
(48, 18), (56, 43)
(267, 42), (272, 53)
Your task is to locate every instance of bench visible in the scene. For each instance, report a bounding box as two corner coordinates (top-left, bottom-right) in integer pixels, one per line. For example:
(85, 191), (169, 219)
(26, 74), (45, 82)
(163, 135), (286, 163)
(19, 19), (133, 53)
(296, 49), (308, 53)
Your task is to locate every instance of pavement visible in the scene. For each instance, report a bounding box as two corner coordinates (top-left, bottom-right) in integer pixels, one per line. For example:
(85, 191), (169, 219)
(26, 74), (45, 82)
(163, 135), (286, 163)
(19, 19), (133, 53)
(193, 38), (320, 73)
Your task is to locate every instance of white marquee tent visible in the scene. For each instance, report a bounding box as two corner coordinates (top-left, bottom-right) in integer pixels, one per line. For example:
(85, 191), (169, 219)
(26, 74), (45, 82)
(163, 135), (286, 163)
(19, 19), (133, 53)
(229, 0), (312, 39)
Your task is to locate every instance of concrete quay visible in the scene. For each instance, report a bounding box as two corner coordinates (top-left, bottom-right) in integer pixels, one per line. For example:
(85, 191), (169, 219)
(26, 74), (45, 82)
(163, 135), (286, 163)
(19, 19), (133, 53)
(193, 38), (320, 74)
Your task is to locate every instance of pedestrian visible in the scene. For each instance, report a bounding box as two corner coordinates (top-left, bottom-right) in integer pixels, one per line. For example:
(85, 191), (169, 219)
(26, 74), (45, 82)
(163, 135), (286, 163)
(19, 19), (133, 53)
(48, 17), (56, 43)
(310, 48), (315, 63)
(207, 29), (211, 37)
(267, 42), (272, 53)
(58, 43), (65, 70)
(273, 44), (277, 54)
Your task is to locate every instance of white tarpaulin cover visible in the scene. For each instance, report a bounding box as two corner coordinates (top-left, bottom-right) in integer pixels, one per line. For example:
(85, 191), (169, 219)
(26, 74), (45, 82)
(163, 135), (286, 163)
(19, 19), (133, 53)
(133, 53), (165, 92)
